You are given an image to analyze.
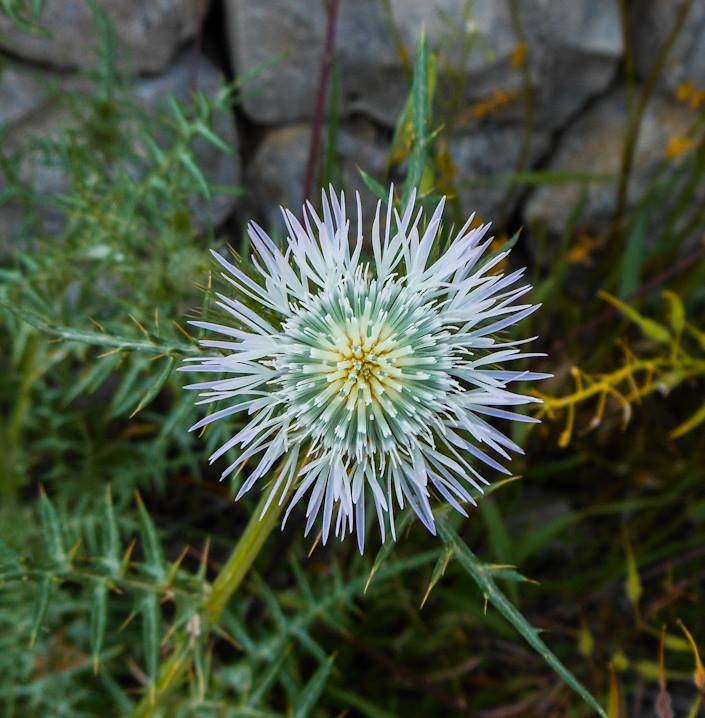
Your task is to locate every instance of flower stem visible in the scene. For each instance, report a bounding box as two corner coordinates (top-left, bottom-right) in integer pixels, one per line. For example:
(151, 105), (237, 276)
(203, 485), (287, 623)
(129, 467), (289, 717)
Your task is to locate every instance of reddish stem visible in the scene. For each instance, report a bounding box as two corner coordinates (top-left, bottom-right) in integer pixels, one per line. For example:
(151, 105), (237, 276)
(303, 0), (341, 203)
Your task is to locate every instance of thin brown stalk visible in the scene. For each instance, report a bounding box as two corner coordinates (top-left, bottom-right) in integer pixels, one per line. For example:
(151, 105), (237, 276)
(303, 0), (341, 203)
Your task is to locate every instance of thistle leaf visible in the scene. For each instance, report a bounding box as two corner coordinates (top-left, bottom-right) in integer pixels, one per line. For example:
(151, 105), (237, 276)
(292, 654), (336, 718)
(90, 582), (109, 673)
(38, 488), (67, 568)
(29, 575), (51, 647)
(141, 592), (161, 683)
(437, 515), (606, 717)
(135, 493), (166, 583)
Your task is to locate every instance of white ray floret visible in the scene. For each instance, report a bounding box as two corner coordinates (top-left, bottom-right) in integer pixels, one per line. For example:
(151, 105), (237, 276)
(182, 186), (549, 552)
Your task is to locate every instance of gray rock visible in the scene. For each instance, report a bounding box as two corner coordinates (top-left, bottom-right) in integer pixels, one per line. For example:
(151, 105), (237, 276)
(247, 119), (550, 237)
(246, 120), (388, 236)
(524, 89), (694, 234)
(630, 0), (705, 95)
(448, 127), (551, 223)
(226, 0), (621, 130)
(0, 56), (239, 250)
(0, 0), (200, 74)
(0, 65), (49, 126)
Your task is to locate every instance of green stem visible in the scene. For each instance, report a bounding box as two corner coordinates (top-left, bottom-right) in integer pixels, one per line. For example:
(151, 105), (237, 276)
(203, 485), (288, 623)
(129, 466), (290, 718)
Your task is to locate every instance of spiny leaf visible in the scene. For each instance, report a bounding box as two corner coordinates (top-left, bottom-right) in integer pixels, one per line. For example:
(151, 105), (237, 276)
(402, 31), (433, 206)
(437, 515), (606, 717)
(29, 574), (51, 647)
(130, 355), (176, 418)
(179, 151), (211, 199)
(358, 168), (388, 203)
(119, 538), (137, 580)
(196, 122), (233, 154)
(38, 488), (67, 567)
(250, 643), (292, 706)
(365, 510), (414, 593)
(103, 485), (120, 572)
(64, 350), (122, 404)
(141, 592), (161, 683)
(168, 95), (190, 132)
(0, 299), (193, 354)
(292, 654), (336, 718)
(485, 564), (538, 584)
(164, 545), (189, 587)
(109, 355), (149, 418)
(91, 582), (109, 673)
(421, 546), (453, 608)
(135, 493), (166, 582)
(99, 667), (135, 714)
(389, 33), (436, 169)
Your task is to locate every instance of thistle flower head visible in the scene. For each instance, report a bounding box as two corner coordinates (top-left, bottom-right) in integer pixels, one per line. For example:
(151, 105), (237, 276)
(182, 187), (548, 551)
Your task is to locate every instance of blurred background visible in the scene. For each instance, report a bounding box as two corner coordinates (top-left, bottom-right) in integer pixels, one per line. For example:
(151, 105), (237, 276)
(1, 1), (704, 717)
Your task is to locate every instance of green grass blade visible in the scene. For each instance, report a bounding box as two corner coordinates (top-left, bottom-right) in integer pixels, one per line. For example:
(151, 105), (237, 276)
(619, 208), (649, 297)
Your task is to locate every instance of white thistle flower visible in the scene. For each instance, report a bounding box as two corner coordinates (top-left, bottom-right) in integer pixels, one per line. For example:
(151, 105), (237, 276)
(182, 187), (548, 552)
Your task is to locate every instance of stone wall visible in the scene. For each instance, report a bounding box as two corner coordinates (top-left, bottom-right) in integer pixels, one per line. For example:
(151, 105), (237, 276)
(1, 0), (702, 238)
